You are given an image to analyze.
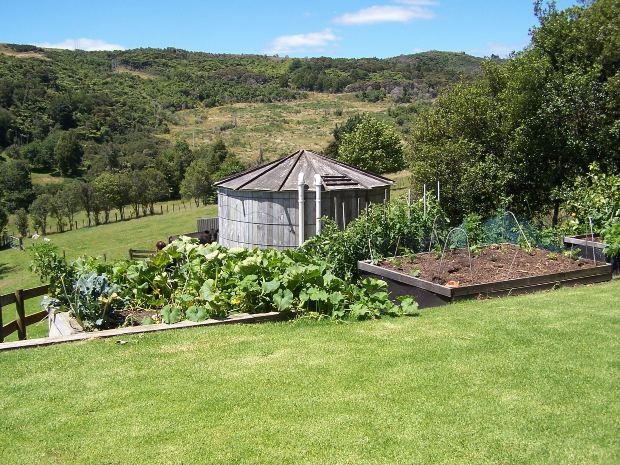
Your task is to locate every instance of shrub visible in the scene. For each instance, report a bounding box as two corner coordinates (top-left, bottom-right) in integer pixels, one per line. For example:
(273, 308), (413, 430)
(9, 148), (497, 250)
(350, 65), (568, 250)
(564, 163), (620, 232)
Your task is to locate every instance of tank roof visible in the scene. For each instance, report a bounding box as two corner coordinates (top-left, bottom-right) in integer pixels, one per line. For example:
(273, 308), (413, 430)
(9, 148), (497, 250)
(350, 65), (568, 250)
(215, 149), (394, 191)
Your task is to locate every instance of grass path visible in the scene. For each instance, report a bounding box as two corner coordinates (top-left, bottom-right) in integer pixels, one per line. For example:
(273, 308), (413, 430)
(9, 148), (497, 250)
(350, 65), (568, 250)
(1, 280), (618, 464)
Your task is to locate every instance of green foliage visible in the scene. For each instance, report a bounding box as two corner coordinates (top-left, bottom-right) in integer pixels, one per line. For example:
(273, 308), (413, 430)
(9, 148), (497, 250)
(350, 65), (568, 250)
(30, 237), (409, 328)
(29, 194), (52, 235)
(462, 213), (485, 246)
(564, 163), (620, 232)
(0, 206), (8, 232)
(0, 159), (34, 211)
(30, 240), (74, 297)
(408, 0), (619, 222)
(338, 114), (404, 174)
(54, 130), (83, 176)
(302, 195), (445, 278)
(180, 159), (213, 206)
(14, 207), (29, 237)
(324, 113), (363, 157)
(600, 220), (620, 257)
(68, 272), (124, 330)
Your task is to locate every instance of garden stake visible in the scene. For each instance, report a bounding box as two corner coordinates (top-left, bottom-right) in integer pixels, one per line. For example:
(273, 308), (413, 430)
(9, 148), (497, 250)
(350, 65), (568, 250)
(588, 216), (597, 266)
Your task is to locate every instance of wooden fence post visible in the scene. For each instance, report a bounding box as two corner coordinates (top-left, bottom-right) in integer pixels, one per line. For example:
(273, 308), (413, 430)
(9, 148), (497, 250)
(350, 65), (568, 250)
(14, 289), (26, 340)
(0, 299), (4, 343)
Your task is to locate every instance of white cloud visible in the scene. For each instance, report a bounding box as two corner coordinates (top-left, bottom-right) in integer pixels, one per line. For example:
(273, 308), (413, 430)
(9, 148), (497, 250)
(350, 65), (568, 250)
(36, 38), (126, 51)
(266, 29), (338, 55)
(334, 1), (436, 25)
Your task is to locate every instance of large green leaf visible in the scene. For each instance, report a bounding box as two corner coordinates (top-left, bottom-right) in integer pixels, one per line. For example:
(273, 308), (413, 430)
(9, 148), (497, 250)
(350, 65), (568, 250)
(161, 305), (181, 324)
(261, 278), (281, 294)
(273, 289), (294, 312)
(186, 306), (208, 322)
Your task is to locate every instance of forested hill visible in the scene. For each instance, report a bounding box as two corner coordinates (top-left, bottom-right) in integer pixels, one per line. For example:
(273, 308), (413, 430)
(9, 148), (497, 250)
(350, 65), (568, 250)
(0, 44), (483, 147)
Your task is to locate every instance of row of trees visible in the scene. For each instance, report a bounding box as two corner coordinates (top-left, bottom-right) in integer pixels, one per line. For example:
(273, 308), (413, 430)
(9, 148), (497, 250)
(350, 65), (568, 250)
(0, 139), (245, 237)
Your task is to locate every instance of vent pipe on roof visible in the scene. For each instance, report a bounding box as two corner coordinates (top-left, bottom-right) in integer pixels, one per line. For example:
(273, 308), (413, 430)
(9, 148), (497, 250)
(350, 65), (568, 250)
(314, 174), (322, 235)
(298, 172), (305, 247)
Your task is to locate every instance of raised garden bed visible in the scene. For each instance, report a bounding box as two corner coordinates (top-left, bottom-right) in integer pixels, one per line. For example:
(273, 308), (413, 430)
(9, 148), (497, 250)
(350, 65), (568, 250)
(358, 244), (613, 308)
(563, 234), (620, 275)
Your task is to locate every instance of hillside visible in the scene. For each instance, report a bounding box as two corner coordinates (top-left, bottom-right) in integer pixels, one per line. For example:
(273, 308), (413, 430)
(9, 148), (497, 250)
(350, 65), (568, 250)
(164, 93), (393, 163)
(0, 44), (483, 150)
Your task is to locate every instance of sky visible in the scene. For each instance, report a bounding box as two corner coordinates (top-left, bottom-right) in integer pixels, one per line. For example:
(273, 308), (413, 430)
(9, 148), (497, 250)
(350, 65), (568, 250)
(2, 0), (578, 58)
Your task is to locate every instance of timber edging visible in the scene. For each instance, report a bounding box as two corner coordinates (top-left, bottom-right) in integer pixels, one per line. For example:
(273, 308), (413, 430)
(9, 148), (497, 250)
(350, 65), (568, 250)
(0, 311), (294, 352)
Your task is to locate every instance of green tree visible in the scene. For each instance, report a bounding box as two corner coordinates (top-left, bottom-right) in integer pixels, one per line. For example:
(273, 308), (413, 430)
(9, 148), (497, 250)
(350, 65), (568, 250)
(54, 130), (83, 176)
(338, 114), (404, 174)
(180, 160), (213, 206)
(57, 181), (82, 229)
(93, 172), (124, 223)
(49, 195), (67, 232)
(29, 194), (52, 235)
(0, 206), (8, 233)
(156, 141), (193, 198)
(0, 107), (13, 148)
(0, 159), (35, 211)
(214, 154), (246, 180)
(408, 0), (619, 223)
(324, 114), (363, 157)
(14, 208), (29, 237)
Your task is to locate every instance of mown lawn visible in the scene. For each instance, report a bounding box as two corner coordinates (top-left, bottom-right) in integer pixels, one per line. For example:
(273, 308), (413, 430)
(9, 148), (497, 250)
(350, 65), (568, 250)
(0, 201), (217, 340)
(1, 280), (618, 465)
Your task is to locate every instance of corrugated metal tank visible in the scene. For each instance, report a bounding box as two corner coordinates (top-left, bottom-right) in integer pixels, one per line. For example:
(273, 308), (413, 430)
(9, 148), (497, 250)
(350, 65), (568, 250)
(215, 149), (393, 250)
(218, 187), (389, 249)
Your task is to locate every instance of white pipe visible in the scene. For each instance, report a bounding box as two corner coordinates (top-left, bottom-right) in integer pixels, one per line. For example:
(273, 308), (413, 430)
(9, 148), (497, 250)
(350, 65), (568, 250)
(314, 174), (322, 235)
(298, 172), (305, 247)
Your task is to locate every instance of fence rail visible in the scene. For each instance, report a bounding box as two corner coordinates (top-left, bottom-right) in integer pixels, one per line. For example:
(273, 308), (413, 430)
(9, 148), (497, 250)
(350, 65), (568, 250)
(0, 284), (49, 342)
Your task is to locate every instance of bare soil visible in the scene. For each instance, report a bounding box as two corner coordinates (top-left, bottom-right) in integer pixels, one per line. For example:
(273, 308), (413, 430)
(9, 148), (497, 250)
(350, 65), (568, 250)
(119, 308), (158, 326)
(379, 244), (597, 287)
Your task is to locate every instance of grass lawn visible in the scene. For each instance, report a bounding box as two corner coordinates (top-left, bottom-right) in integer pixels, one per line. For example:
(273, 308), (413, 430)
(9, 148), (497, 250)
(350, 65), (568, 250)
(1, 280), (618, 465)
(0, 201), (217, 341)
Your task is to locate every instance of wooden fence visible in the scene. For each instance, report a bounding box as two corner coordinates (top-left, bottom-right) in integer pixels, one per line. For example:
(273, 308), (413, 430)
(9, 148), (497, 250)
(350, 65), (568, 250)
(0, 284), (49, 342)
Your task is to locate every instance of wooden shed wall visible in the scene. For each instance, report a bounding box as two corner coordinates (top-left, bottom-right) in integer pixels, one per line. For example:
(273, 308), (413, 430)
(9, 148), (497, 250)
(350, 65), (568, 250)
(218, 187), (390, 250)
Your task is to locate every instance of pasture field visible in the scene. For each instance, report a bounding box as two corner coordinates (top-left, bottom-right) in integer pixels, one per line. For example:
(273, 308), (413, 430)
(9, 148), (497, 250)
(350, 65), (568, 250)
(1, 280), (618, 464)
(164, 92), (392, 163)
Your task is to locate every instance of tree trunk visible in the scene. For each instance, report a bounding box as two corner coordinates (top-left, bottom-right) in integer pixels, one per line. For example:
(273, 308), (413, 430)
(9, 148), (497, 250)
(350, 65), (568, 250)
(552, 200), (560, 226)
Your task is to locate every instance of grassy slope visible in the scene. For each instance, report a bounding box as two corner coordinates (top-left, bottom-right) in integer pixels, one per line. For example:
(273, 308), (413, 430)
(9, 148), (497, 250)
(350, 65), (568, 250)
(164, 93), (392, 164)
(0, 280), (618, 465)
(0, 201), (217, 340)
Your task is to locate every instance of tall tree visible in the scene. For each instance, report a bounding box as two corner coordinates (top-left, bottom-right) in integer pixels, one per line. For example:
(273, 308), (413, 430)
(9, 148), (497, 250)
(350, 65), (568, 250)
(180, 160), (212, 206)
(0, 159), (35, 211)
(54, 130), (83, 176)
(408, 0), (620, 222)
(338, 114), (404, 174)
(29, 194), (52, 235)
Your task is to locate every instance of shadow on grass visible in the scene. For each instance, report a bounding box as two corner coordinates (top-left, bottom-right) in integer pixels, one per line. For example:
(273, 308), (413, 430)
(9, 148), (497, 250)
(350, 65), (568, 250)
(0, 261), (16, 280)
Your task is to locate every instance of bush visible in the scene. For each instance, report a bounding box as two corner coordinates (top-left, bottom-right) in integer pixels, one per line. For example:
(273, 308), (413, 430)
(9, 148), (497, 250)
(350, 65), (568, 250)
(564, 163), (620, 232)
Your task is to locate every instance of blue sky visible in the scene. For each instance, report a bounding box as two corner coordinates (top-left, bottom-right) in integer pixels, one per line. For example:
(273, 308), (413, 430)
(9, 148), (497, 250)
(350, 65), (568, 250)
(2, 0), (577, 58)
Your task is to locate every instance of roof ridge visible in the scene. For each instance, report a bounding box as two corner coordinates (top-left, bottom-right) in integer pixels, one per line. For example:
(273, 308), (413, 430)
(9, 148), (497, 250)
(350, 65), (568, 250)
(276, 149), (303, 191)
(313, 151), (393, 185)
